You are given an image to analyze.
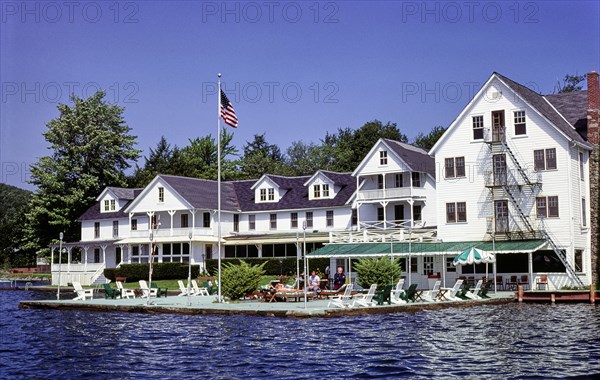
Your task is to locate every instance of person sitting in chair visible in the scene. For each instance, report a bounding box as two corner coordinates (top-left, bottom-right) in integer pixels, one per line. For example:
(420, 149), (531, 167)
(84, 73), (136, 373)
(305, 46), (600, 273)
(333, 267), (346, 290)
(308, 271), (320, 296)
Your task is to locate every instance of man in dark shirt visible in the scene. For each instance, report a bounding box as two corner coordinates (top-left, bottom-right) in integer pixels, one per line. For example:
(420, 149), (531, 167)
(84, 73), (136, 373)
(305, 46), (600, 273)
(333, 266), (346, 290)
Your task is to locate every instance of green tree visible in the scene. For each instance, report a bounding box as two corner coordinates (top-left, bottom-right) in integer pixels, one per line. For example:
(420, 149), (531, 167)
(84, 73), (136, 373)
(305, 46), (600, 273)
(285, 140), (334, 176)
(23, 91), (140, 255)
(238, 133), (285, 178)
(413, 126), (447, 150)
(354, 257), (402, 288)
(129, 136), (177, 187)
(174, 129), (239, 180)
(555, 74), (586, 93)
(0, 184), (33, 267)
(221, 260), (266, 300)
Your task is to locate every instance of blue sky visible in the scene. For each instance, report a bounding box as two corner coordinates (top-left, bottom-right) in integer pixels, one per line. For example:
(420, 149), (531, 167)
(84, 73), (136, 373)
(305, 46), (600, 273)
(1, 0), (599, 190)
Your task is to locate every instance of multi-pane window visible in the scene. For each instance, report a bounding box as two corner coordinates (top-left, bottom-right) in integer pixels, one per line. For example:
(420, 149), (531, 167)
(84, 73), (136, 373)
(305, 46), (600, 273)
(351, 209), (358, 226)
(313, 185), (321, 198)
(158, 187), (164, 202)
(306, 212), (313, 228)
(472, 115), (484, 140)
(395, 173), (403, 187)
(326, 210), (334, 227)
(291, 212), (298, 228)
(181, 214), (188, 228)
(536, 196), (559, 218)
(233, 214), (239, 232)
(445, 157), (465, 178)
(260, 189), (267, 201)
(249, 215), (256, 230)
(514, 110), (526, 135)
(582, 198), (587, 227)
(203, 212), (211, 228)
(104, 200), (110, 211)
(574, 250), (583, 272)
(423, 256), (434, 275)
(268, 188), (275, 201)
(131, 218), (137, 231)
(380, 150), (388, 165)
(412, 172), (421, 187)
(270, 214), (277, 230)
(378, 175), (384, 189)
(110, 199), (116, 211)
(377, 207), (384, 222)
(94, 222), (100, 238)
(112, 221), (119, 238)
(322, 184), (330, 197)
(446, 257), (456, 272)
(534, 148), (557, 171)
(446, 202), (467, 223)
(579, 152), (585, 181)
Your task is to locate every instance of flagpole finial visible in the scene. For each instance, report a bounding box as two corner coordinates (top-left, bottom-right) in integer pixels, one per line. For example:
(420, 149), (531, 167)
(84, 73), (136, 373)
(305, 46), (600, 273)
(218, 73), (222, 78)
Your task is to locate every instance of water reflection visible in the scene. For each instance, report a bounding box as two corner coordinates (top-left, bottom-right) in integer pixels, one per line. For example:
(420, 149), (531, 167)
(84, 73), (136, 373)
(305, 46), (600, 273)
(2, 291), (600, 379)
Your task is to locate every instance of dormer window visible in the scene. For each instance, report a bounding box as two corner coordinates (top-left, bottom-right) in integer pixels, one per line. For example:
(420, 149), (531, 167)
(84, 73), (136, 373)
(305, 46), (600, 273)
(313, 185), (321, 198)
(158, 187), (164, 202)
(268, 188), (274, 201)
(322, 184), (330, 197)
(104, 200), (110, 211)
(260, 189), (266, 201)
(380, 150), (388, 165)
(110, 199), (116, 211)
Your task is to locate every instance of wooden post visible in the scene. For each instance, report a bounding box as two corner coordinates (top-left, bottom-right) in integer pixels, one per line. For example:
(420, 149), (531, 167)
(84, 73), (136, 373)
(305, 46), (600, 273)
(517, 285), (523, 302)
(591, 283), (596, 304)
(550, 293), (555, 303)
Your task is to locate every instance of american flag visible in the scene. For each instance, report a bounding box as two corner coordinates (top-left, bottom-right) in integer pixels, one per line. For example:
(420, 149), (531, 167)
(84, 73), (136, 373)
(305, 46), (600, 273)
(220, 90), (238, 128)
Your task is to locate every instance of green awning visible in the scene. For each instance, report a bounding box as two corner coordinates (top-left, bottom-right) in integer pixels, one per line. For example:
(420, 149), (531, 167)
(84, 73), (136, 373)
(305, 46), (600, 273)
(306, 239), (546, 258)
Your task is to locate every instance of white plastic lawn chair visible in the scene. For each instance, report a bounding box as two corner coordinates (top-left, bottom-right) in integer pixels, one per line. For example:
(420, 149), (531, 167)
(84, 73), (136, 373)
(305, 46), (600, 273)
(351, 284), (378, 308)
(139, 280), (158, 298)
(442, 279), (464, 301)
(327, 284), (354, 308)
(116, 281), (136, 299)
(390, 278), (406, 304)
(421, 280), (441, 302)
(177, 280), (192, 297)
(72, 281), (94, 301)
(464, 280), (483, 300)
(192, 280), (210, 296)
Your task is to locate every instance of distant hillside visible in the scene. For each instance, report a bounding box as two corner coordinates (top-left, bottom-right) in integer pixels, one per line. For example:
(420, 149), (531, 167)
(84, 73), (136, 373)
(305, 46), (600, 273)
(0, 183), (33, 267)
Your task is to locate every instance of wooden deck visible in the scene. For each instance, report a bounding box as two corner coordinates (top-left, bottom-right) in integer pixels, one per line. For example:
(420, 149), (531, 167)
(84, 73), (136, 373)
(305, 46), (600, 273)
(516, 288), (598, 303)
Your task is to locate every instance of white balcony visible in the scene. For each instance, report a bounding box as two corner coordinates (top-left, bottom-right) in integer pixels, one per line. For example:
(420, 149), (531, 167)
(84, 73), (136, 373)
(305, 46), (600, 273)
(129, 227), (214, 238)
(357, 187), (427, 201)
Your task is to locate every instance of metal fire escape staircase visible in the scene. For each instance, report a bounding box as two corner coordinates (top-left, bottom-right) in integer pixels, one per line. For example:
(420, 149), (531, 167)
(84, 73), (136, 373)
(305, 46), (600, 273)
(486, 138), (583, 287)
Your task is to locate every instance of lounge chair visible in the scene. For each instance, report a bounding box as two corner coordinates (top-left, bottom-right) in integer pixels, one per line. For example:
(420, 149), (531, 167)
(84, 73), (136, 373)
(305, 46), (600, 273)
(373, 284), (393, 305)
(151, 282), (168, 297)
(103, 283), (121, 299)
(116, 281), (136, 299)
(72, 281), (94, 300)
(442, 279), (464, 301)
(327, 284), (353, 308)
(390, 279), (406, 304)
(178, 280), (192, 296)
(401, 284), (418, 302)
(192, 280), (210, 296)
(139, 280), (158, 298)
(351, 284), (378, 307)
(464, 280), (482, 300)
(420, 280), (441, 302)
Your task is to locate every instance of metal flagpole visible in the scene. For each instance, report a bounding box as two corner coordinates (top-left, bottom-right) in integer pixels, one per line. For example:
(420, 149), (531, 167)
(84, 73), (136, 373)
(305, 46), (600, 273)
(217, 73), (222, 302)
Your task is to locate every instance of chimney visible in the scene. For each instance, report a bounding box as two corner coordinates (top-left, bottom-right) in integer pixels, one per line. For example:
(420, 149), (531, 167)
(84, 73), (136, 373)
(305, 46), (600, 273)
(588, 71), (600, 144)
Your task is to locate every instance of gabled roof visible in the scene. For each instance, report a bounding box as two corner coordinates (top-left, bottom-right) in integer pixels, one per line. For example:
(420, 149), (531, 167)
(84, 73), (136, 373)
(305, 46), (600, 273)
(159, 175), (240, 212)
(250, 174), (282, 191)
(494, 72), (591, 148)
(303, 170), (337, 187)
(545, 90), (588, 131)
(96, 187), (141, 201)
(233, 172), (356, 212)
(83, 188), (143, 221)
(382, 138), (435, 175)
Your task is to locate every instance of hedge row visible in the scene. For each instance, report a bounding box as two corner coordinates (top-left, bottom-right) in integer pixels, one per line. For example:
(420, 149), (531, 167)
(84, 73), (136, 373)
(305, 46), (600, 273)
(205, 258), (330, 277)
(104, 263), (200, 282)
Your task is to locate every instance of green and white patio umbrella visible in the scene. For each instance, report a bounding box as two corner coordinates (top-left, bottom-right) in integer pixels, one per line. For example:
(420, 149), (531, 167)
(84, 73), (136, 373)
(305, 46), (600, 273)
(453, 247), (496, 279)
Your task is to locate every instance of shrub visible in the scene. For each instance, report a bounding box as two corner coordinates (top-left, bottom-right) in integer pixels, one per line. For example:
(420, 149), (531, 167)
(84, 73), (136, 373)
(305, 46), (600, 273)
(104, 263), (200, 282)
(221, 260), (266, 300)
(354, 257), (402, 289)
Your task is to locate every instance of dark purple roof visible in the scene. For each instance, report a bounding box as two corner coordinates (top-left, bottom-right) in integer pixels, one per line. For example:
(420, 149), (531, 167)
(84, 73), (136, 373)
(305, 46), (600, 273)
(233, 172), (356, 212)
(495, 73), (591, 147)
(79, 188), (143, 221)
(160, 175), (240, 212)
(545, 90), (588, 132)
(382, 139), (435, 175)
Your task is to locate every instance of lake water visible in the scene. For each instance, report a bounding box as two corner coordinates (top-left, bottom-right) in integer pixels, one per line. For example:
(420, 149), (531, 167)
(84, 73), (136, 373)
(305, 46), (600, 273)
(1, 290), (600, 379)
